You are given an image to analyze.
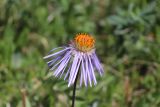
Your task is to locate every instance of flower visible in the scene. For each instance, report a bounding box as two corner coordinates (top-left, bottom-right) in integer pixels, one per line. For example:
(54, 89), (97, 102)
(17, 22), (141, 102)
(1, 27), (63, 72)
(43, 33), (104, 87)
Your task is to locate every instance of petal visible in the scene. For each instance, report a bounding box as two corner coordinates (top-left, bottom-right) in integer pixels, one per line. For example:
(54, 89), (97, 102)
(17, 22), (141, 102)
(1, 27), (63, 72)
(54, 55), (71, 77)
(64, 65), (71, 80)
(68, 54), (79, 86)
(59, 56), (72, 78)
(43, 47), (70, 59)
(92, 53), (104, 76)
(88, 55), (97, 85)
(48, 47), (64, 53)
(68, 53), (82, 87)
(81, 56), (87, 86)
(71, 57), (82, 85)
(50, 51), (71, 71)
(47, 55), (62, 67)
(84, 55), (92, 87)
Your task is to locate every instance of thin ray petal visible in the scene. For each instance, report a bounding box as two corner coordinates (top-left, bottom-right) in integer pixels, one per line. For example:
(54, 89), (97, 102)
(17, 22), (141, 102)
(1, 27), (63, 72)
(81, 56), (87, 86)
(64, 65), (71, 80)
(88, 55), (97, 85)
(47, 55), (62, 67)
(43, 48), (70, 59)
(48, 47), (64, 54)
(92, 53), (104, 75)
(70, 55), (82, 85)
(54, 55), (71, 77)
(68, 54), (79, 86)
(50, 51), (71, 71)
(68, 53), (82, 87)
(85, 55), (92, 87)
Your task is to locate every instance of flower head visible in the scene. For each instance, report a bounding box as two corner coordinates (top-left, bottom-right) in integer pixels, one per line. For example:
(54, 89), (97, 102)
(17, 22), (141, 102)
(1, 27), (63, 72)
(74, 33), (95, 52)
(43, 33), (104, 87)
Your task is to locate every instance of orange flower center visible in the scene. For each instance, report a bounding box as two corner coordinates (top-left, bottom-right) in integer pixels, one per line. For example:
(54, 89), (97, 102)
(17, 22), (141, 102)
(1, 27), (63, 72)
(74, 33), (95, 52)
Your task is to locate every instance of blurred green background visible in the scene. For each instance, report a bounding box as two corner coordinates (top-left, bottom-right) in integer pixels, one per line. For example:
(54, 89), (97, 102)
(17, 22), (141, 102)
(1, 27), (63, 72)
(0, 0), (160, 107)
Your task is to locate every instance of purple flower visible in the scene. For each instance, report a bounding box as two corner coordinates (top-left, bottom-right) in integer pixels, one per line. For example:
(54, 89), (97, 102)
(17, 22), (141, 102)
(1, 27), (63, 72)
(43, 33), (104, 87)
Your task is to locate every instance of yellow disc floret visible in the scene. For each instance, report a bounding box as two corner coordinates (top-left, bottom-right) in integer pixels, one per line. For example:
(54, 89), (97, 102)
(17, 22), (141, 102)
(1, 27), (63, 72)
(74, 33), (95, 52)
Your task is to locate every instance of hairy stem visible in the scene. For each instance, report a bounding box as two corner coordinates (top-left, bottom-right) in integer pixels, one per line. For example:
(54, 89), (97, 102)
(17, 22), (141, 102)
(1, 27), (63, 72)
(71, 72), (79, 107)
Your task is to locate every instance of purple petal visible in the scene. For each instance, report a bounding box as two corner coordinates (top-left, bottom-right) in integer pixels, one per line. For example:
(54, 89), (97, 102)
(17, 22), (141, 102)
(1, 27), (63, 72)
(92, 53), (104, 76)
(68, 53), (82, 87)
(48, 47), (64, 54)
(64, 65), (71, 80)
(81, 57), (87, 86)
(84, 55), (92, 87)
(54, 55), (71, 77)
(47, 55), (62, 67)
(43, 47), (70, 59)
(88, 55), (97, 85)
(50, 51), (71, 71)
(68, 54), (79, 86)
(59, 57), (72, 78)
(71, 57), (81, 85)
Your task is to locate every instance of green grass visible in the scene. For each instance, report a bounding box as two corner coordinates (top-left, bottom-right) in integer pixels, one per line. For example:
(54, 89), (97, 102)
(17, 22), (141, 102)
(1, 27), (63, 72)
(0, 0), (160, 107)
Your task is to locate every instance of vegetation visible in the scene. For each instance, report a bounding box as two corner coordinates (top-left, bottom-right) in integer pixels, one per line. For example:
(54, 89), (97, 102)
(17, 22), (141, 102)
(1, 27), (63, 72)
(0, 0), (160, 107)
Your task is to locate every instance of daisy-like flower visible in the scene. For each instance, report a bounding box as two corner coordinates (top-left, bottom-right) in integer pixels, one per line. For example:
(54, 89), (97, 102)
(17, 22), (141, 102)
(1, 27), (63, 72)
(44, 33), (104, 87)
